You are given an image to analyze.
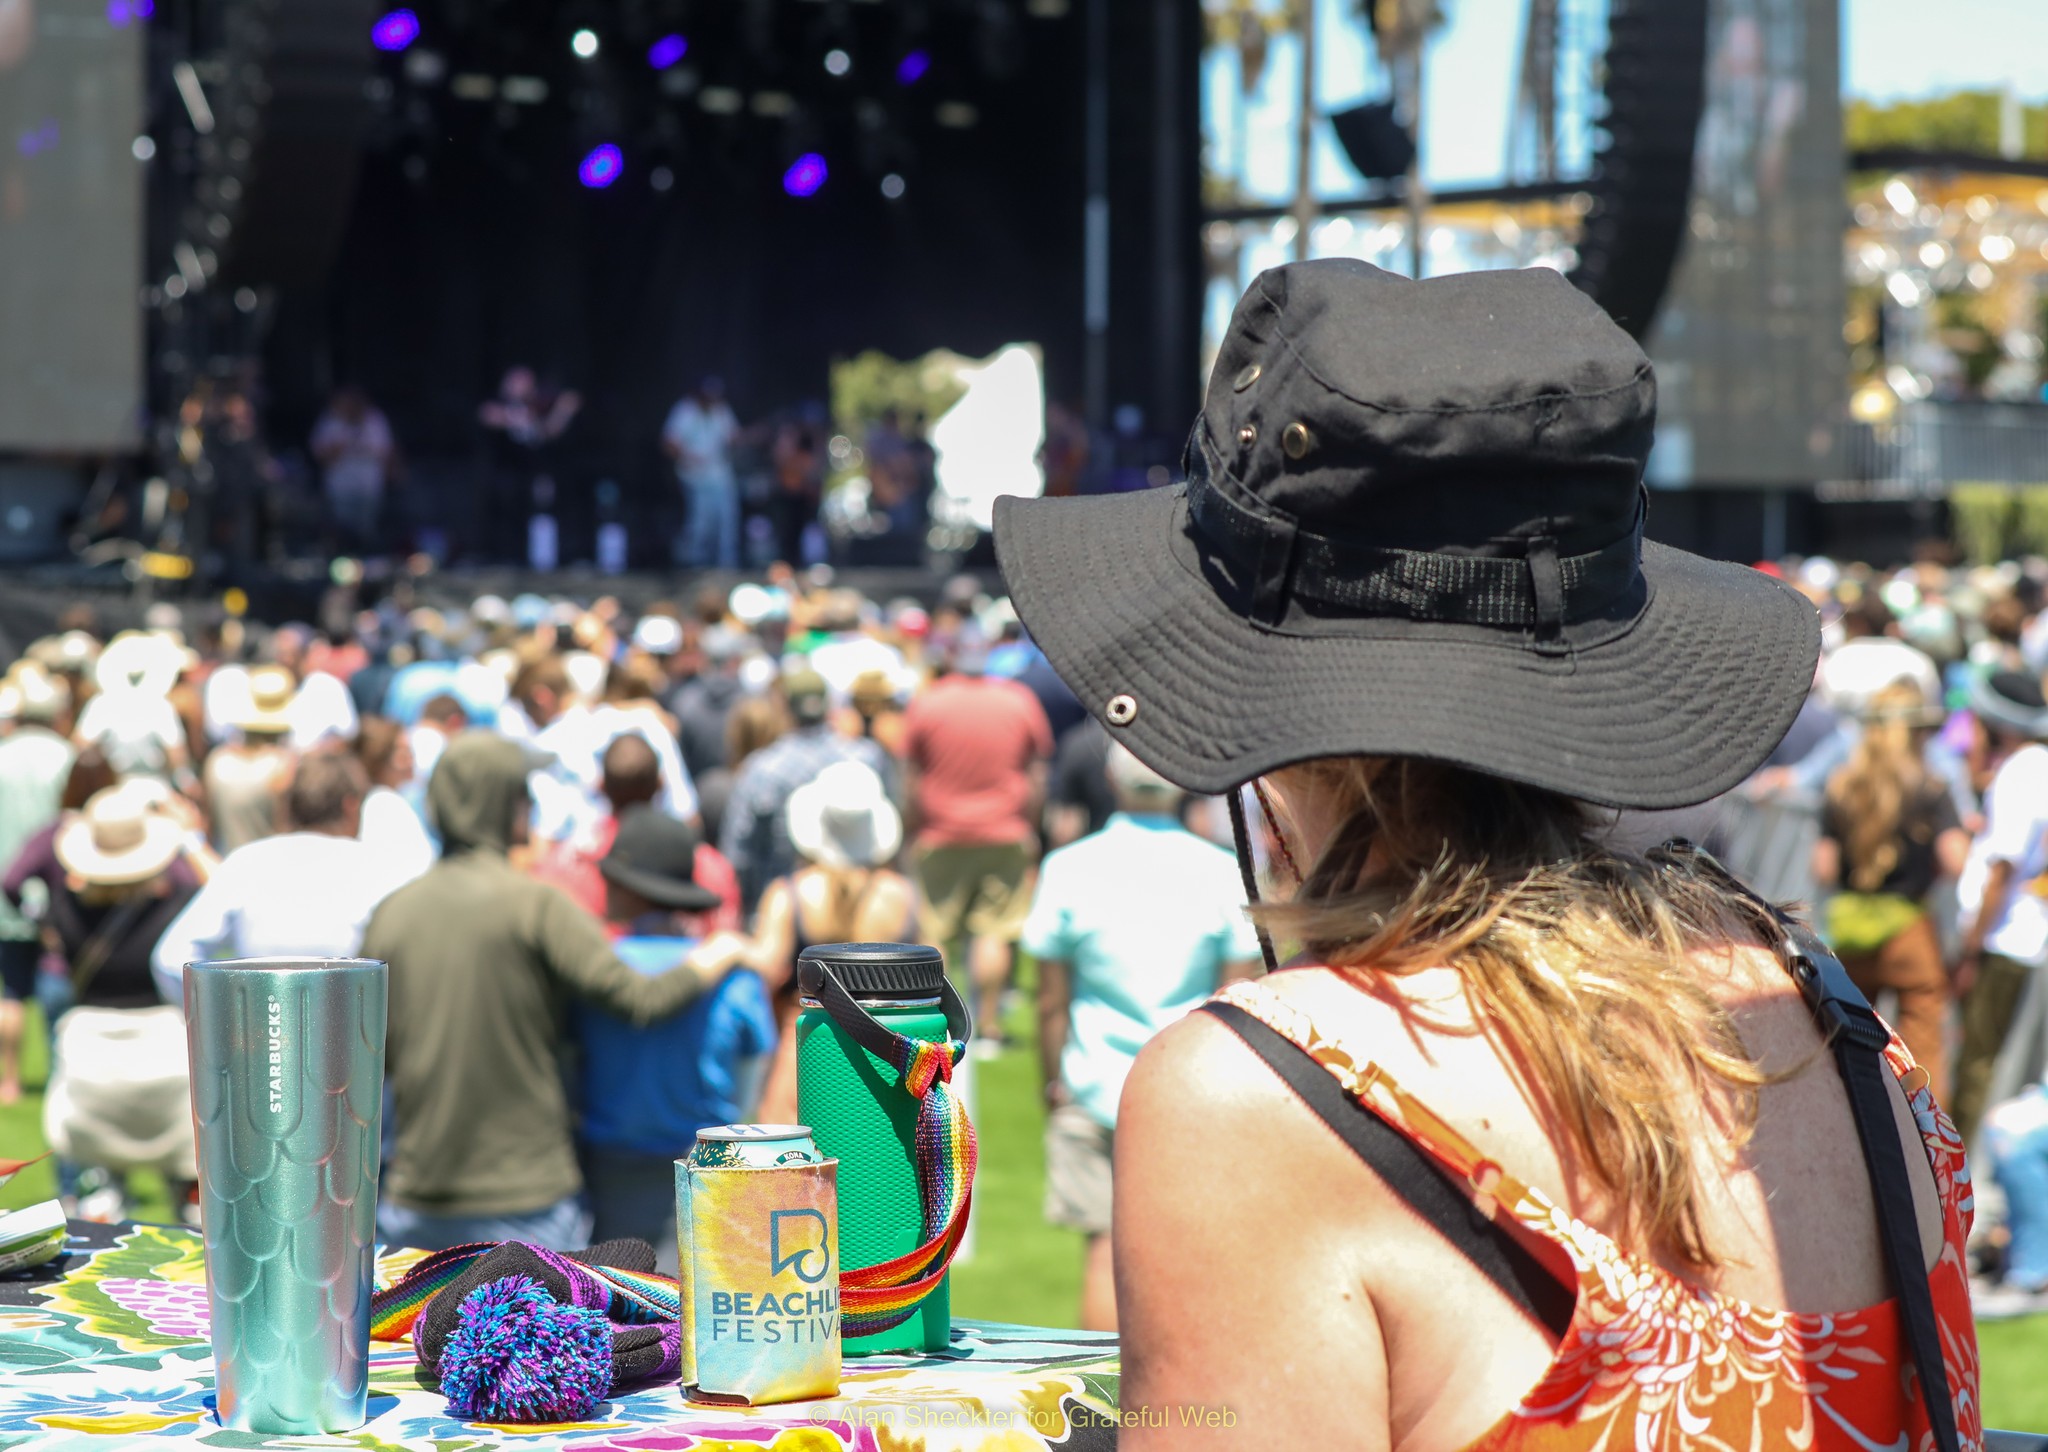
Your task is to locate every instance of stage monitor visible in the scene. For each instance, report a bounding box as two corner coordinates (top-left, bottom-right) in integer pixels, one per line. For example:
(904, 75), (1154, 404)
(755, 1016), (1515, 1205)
(0, 0), (145, 452)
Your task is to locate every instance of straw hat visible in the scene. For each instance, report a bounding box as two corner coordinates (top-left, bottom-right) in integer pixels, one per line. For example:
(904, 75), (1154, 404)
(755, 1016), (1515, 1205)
(94, 631), (184, 698)
(28, 630), (100, 676)
(1, 662), (69, 724)
(233, 665), (297, 735)
(56, 784), (184, 887)
(786, 761), (902, 869)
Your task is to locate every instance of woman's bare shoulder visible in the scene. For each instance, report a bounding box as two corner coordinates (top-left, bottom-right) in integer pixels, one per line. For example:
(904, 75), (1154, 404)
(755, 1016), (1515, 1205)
(1121, 990), (1428, 1207)
(1116, 993), (1397, 1449)
(1124, 1006), (1291, 1138)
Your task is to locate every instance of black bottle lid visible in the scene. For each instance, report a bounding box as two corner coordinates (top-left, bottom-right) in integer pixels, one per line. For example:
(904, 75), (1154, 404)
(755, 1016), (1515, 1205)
(797, 942), (944, 1001)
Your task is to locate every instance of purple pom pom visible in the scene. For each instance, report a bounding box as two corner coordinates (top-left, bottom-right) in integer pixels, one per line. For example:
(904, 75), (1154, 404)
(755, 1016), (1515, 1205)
(439, 1274), (613, 1422)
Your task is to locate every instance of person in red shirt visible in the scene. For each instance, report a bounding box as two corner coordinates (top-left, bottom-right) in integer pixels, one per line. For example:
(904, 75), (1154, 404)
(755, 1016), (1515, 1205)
(901, 643), (1052, 1045)
(531, 734), (741, 933)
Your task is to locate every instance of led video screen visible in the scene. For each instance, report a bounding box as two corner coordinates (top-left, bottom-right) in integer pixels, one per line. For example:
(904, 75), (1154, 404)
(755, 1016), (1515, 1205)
(0, 0), (144, 451)
(1644, 0), (1846, 488)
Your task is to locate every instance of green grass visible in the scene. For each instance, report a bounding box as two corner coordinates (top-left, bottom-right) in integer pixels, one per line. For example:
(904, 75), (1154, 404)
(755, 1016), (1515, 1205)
(950, 1025), (1086, 1328)
(1981, 1316), (2048, 1430)
(4, 988), (2045, 1429)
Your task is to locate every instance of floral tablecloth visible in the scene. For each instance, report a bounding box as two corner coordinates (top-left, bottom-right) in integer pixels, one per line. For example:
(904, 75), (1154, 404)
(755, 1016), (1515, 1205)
(0, 1222), (1121, 1452)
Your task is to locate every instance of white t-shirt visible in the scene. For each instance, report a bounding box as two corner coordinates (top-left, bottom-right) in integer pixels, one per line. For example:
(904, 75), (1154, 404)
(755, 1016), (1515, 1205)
(1958, 743), (2048, 966)
(359, 786), (438, 886)
(311, 408), (394, 498)
(805, 634), (917, 707)
(530, 703), (699, 847)
(1818, 637), (1942, 716)
(662, 399), (737, 483)
(76, 691), (184, 779)
(287, 672), (360, 752)
(150, 832), (415, 1003)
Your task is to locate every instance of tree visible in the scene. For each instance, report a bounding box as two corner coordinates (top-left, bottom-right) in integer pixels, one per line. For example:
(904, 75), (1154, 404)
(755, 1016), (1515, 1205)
(1845, 91), (2048, 157)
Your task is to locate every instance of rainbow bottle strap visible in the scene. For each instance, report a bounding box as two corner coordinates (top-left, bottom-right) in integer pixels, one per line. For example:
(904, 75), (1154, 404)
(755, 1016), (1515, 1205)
(838, 1035), (977, 1339)
(371, 1244), (680, 1342)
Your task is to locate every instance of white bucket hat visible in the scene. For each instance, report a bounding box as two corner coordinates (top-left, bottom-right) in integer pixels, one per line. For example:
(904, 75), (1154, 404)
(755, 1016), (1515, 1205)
(785, 761), (902, 870)
(56, 784), (184, 887)
(94, 631), (185, 699)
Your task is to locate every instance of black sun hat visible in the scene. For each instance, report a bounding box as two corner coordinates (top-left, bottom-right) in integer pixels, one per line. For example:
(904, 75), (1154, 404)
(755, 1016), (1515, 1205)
(993, 260), (1820, 811)
(599, 806), (724, 913)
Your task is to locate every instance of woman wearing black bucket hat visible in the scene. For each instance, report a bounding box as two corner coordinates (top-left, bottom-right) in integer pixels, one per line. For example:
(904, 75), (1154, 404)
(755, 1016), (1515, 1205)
(994, 262), (1977, 1450)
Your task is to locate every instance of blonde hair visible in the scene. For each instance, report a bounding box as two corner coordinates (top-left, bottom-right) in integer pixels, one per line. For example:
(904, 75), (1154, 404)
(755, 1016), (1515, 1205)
(1255, 756), (1782, 1270)
(1825, 682), (1933, 894)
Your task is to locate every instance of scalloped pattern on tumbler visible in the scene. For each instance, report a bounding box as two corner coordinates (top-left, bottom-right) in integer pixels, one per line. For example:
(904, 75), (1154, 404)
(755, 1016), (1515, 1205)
(190, 965), (385, 1435)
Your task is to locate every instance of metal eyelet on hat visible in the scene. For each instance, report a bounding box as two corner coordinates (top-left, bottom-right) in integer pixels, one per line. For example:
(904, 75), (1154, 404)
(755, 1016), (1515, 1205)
(1281, 422), (1314, 459)
(1232, 362), (1261, 392)
(1105, 693), (1138, 726)
(1237, 424), (1257, 447)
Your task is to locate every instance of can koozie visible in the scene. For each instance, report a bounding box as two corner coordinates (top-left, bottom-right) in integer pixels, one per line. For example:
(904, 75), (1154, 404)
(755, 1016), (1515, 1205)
(676, 1158), (840, 1405)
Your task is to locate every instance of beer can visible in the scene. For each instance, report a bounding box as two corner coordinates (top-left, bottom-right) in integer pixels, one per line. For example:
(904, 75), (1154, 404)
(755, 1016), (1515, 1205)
(687, 1124), (821, 1169)
(675, 1133), (839, 1406)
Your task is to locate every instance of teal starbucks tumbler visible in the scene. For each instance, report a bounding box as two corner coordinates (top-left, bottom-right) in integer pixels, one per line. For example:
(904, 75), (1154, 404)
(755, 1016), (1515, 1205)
(184, 957), (387, 1434)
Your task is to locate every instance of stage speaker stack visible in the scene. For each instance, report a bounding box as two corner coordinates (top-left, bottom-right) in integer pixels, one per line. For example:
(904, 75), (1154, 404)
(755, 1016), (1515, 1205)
(1330, 102), (1417, 182)
(1567, 0), (1710, 340)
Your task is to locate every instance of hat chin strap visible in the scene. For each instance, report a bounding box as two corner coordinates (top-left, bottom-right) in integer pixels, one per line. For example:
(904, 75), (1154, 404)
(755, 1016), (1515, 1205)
(1226, 786), (1281, 976)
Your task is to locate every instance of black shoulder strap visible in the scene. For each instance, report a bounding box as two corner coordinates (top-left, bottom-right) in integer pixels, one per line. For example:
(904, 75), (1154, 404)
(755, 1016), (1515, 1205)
(1202, 999), (1576, 1343)
(1649, 841), (1961, 1452)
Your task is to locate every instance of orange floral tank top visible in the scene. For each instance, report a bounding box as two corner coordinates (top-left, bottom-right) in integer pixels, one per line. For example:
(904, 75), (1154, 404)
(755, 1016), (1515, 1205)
(1210, 978), (1983, 1452)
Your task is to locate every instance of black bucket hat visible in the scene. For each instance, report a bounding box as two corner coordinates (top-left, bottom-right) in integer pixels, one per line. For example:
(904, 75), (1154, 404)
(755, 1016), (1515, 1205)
(599, 806), (724, 913)
(994, 260), (1819, 810)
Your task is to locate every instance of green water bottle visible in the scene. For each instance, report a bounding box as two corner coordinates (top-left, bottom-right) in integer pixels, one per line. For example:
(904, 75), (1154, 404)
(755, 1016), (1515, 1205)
(796, 942), (970, 1355)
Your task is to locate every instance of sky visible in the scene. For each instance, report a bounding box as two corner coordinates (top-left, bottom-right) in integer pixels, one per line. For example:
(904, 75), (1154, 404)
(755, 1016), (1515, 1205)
(1293, 0), (2048, 192)
(1845, 0), (2048, 101)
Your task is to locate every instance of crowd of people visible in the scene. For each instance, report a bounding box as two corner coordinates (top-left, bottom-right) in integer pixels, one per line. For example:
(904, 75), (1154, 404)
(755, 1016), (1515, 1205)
(9, 535), (2048, 1332)
(13, 251), (2019, 1443)
(0, 568), (1252, 1303)
(1736, 552), (2048, 1317)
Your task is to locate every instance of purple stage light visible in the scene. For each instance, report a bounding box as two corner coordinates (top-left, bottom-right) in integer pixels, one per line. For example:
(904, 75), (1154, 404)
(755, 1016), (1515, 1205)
(896, 50), (930, 85)
(106, 0), (132, 26)
(371, 9), (420, 51)
(579, 144), (624, 189)
(17, 120), (59, 157)
(647, 33), (688, 69)
(782, 153), (827, 197)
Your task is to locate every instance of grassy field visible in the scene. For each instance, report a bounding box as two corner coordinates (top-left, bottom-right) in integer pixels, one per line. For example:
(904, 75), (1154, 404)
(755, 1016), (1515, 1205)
(6, 995), (2047, 1430)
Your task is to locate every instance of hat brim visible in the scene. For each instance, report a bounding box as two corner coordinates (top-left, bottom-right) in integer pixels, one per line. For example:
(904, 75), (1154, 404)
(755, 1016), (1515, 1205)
(233, 709), (294, 734)
(597, 857), (725, 913)
(993, 486), (1820, 811)
(55, 814), (184, 887)
(1969, 677), (2048, 741)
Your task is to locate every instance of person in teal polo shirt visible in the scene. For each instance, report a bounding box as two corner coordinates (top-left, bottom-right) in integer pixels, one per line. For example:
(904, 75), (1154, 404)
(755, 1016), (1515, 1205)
(1022, 744), (1261, 1330)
